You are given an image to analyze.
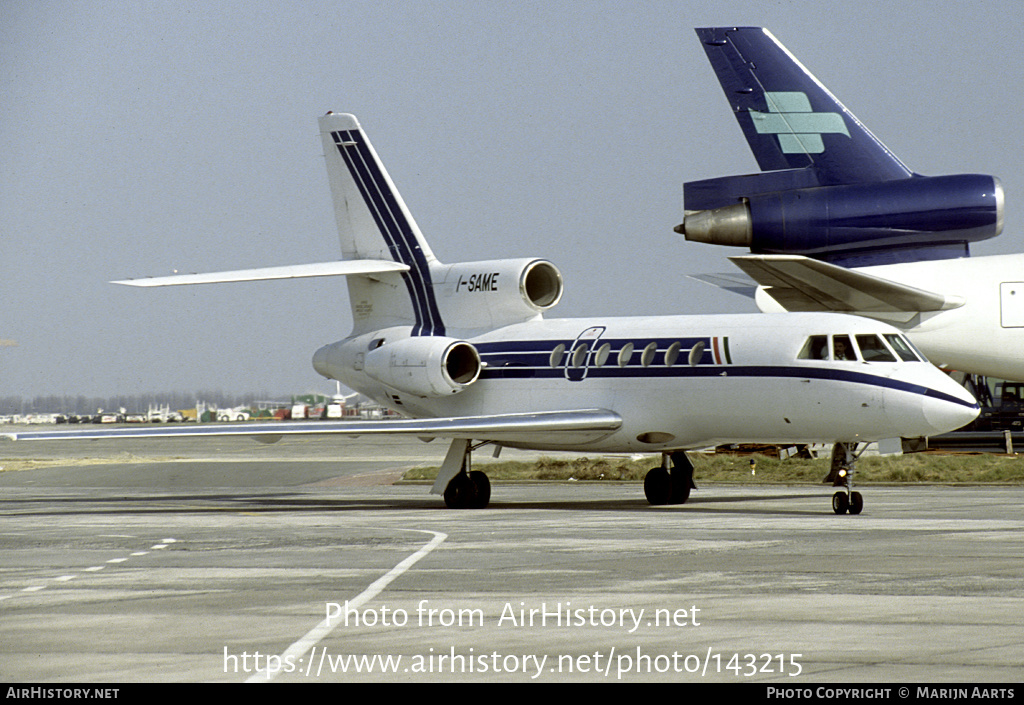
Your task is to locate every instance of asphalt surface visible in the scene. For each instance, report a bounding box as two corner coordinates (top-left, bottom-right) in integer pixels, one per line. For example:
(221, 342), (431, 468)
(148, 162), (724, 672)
(0, 432), (1021, 683)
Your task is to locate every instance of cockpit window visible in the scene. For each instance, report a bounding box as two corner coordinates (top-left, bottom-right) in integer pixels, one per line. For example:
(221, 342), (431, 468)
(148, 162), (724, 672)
(833, 335), (856, 361)
(884, 334), (922, 362)
(800, 332), (918, 363)
(798, 335), (828, 360)
(798, 334), (857, 360)
(855, 334), (897, 362)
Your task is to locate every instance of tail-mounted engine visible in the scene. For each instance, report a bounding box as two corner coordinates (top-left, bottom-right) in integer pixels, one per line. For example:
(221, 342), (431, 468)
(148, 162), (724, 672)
(677, 173), (1003, 261)
(314, 335), (482, 399)
(433, 258), (563, 329)
(363, 336), (481, 398)
(313, 258), (562, 399)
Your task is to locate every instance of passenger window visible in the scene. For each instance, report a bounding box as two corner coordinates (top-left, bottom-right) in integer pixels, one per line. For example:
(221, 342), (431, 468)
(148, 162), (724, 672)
(617, 342), (634, 367)
(884, 334), (920, 362)
(571, 343), (589, 368)
(641, 342), (658, 367)
(798, 335), (829, 360)
(855, 334), (896, 362)
(833, 335), (856, 361)
(665, 341), (681, 367)
(688, 341), (705, 366)
(549, 344), (566, 368)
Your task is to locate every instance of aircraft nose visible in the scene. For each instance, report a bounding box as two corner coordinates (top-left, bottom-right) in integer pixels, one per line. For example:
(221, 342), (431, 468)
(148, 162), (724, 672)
(888, 370), (979, 437)
(920, 381), (980, 435)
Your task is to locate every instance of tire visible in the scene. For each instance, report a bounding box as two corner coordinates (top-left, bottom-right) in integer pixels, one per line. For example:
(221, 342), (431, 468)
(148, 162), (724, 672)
(443, 474), (476, 509)
(670, 476), (691, 504)
(644, 467), (672, 505)
(468, 470), (491, 509)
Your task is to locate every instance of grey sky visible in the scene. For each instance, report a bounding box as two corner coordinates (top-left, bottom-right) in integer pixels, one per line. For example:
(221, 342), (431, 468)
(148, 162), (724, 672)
(3, 1), (1023, 400)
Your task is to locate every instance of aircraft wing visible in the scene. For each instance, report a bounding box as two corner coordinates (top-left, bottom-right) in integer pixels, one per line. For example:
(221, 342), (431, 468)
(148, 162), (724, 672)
(2, 409), (623, 446)
(111, 260), (410, 287)
(688, 271), (758, 299)
(728, 255), (964, 313)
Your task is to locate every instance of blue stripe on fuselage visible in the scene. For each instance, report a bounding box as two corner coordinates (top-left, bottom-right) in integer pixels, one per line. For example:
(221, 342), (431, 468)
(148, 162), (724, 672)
(473, 339), (976, 410)
(476, 337), (717, 369)
(331, 130), (445, 336)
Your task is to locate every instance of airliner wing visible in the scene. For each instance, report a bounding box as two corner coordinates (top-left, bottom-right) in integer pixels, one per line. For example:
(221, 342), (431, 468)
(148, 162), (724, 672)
(112, 260), (410, 287)
(688, 271), (758, 299)
(2, 409), (623, 446)
(729, 255), (964, 313)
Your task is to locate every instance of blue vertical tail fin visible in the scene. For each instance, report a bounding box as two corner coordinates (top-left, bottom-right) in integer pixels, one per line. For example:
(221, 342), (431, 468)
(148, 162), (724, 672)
(696, 27), (913, 185)
(682, 28), (1003, 266)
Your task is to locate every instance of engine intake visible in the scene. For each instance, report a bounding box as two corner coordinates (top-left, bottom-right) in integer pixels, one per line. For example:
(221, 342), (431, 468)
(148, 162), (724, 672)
(363, 336), (482, 398)
(520, 259), (563, 310)
(435, 258), (564, 329)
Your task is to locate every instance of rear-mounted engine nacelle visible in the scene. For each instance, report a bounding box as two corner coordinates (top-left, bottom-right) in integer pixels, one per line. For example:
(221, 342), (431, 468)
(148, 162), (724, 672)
(362, 336), (482, 398)
(677, 174), (1003, 256)
(435, 258), (563, 328)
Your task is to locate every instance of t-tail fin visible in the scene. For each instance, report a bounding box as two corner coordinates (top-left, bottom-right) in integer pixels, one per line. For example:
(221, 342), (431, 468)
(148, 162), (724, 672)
(696, 27), (913, 185)
(318, 112), (446, 336)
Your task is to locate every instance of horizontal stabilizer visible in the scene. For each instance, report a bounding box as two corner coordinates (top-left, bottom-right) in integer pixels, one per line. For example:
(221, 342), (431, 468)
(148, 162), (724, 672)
(3, 409), (623, 446)
(729, 255), (963, 313)
(111, 260), (410, 287)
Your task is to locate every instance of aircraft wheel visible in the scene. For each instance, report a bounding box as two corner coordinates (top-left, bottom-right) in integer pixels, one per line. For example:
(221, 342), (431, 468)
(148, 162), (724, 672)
(644, 467), (672, 505)
(669, 452), (694, 504)
(469, 470), (491, 509)
(848, 491), (863, 515)
(832, 491), (849, 515)
(443, 473), (476, 509)
(670, 475), (691, 504)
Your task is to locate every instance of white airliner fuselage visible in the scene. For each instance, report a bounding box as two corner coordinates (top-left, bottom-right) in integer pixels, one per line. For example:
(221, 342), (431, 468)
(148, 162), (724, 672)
(856, 255), (1024, 381)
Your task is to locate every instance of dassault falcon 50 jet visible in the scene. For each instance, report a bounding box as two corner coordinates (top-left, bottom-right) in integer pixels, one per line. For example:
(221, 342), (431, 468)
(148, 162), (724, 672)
(5, 113), (979, 514)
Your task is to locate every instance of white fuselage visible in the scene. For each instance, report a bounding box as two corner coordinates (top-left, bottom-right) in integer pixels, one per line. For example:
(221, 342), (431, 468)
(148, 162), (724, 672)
(314, 311), (978, 452)
(755, 254), (1024, 381)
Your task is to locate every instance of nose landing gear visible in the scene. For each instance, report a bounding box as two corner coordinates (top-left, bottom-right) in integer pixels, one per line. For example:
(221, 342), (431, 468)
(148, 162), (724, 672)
(830, 442), (864, 515)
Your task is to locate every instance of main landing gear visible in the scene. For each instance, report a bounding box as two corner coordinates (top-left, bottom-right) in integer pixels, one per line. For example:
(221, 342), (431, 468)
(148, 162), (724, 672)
(643, 452), (696, 505)
(439, 440), (492, 509)
(829, 442), (864, 515)
(443, 464), (491, 509)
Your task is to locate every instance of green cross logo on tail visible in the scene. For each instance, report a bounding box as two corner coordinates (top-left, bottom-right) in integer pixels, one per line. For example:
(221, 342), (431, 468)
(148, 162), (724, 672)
(749, 92), (850, 154)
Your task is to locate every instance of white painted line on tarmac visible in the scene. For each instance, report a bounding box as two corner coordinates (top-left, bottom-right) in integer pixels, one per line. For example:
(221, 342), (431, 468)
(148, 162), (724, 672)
(249, 529), (448, 683)
(0, 538), (179, 601)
